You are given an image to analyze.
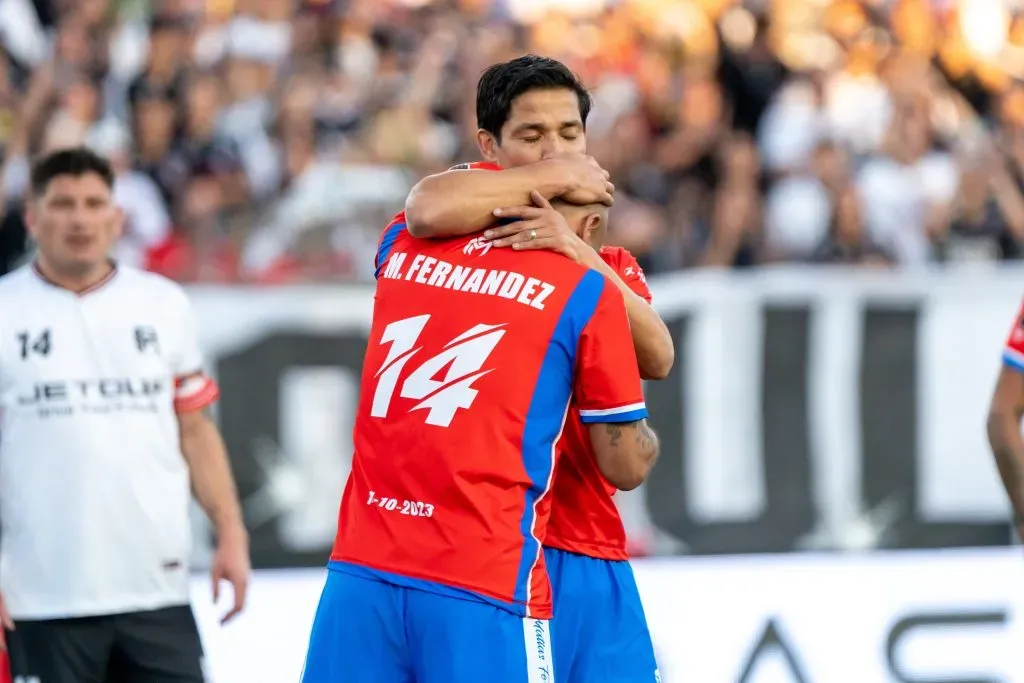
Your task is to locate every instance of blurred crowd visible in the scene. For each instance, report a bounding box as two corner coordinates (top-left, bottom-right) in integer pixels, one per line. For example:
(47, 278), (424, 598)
(1, 0), (1024, 281)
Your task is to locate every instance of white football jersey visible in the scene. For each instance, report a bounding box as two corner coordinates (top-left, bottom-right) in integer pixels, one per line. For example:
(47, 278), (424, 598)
(0, 264), (218, 619)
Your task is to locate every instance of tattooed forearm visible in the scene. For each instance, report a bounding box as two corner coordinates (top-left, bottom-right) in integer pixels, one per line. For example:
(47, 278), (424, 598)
(605, 423), (622, 448)
(604, 420), (658, 458)
(591, 419), (661, 490)
(636, 421), (659, 457)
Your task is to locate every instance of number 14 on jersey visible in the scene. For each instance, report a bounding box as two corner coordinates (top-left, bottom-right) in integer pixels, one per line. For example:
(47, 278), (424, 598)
(370, 314), (507, 428)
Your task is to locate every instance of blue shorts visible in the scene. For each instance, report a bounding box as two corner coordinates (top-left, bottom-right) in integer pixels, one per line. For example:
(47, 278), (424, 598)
(301, 567), (554, 683)
(545, 547), (659, 683)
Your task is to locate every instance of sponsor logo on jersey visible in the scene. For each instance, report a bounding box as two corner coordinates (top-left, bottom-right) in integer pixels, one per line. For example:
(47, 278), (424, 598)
(463, 237), (492, 257)
(624, 265), (648, 284)
(16, 377), (169, 417)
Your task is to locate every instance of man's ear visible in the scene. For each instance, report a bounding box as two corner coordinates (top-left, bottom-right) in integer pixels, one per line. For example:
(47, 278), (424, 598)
(476, 129), (499, 162)
(581, 212), (603, 246)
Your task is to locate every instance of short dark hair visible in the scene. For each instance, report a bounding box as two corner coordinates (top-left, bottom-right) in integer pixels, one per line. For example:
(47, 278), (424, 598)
(476, 55), (592, 139)
(30, 147), (115, 197)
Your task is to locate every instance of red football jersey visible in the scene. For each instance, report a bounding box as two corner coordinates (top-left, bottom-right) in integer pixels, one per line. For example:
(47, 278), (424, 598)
(545, 247), (652, 560)
(329, 213), (648, 619)
(1003, 301), (1024, 372)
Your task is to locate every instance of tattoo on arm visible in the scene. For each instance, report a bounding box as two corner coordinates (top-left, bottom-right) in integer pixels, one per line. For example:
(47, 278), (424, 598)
(636, 421), (657, 452)
(605, 423), (622, 448)
(604, 421), (658, 453)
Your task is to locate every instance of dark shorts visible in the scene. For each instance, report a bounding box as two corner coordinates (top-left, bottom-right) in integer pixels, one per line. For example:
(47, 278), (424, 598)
(5, 604), (205, 683)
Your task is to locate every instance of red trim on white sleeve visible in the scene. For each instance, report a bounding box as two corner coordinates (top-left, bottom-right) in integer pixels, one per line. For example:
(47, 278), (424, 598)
(449, 161), (502, 171)
(174, 374), (220, 413)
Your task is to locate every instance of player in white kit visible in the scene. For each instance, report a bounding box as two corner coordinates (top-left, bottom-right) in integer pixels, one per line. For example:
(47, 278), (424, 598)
(0, 148), (250, 682)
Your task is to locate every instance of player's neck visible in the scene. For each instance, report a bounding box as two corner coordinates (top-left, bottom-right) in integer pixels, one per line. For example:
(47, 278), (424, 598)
(34, 258), (116, 294)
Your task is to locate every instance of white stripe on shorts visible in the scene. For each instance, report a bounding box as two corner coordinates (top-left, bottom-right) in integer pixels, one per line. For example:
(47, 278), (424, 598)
(522, 618), (554, 683)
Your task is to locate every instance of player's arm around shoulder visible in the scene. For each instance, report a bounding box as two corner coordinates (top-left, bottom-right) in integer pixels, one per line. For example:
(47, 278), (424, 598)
(163, 280), (250, 623)
(404, 155), (608, 238)
(574, 275), (660, 491)
(482, 199), (673, 379)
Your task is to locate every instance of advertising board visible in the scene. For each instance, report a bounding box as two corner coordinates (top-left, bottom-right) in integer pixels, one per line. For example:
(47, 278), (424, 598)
(186, 269), (1024, 566)
(191, 549), (1024, 683)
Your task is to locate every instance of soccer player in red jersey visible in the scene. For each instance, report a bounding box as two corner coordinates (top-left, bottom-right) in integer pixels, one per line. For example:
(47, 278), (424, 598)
(987, 302), (1024, 541)
(402, 56), (673, 683)
(301, 179), (660, 679)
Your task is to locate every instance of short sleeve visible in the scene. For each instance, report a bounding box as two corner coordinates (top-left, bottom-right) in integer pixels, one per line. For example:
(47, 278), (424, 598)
(574, 279), (648, 423)
(1003, 302), (1024, 373)
(375, 211), (409, 278)
(602, 247), (652, 303)
(448, 161), (502, 171)
(172, 292), (219, 412)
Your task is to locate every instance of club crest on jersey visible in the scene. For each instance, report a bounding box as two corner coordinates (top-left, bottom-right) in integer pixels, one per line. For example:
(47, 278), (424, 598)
(135, 326), (159, 353)
(464, 237), (492, 257)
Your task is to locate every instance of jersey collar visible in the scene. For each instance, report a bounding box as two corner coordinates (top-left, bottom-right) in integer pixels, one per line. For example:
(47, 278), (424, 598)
(31, 260), (120, 296)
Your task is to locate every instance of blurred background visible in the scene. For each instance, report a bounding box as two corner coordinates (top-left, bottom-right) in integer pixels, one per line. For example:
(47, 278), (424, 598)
(8, 0), (1024, 278)
(3, 0), (1024, 680)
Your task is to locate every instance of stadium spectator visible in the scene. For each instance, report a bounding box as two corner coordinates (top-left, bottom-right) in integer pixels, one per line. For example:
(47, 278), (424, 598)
(88, 118), (173, 269)
(934, 146), (1024, 265)
(0, 0), (1020, 280)
(811, 186), (895, 266)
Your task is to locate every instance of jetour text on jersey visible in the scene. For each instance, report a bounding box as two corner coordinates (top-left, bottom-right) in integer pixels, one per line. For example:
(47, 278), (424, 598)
(17, 376), (168, 416)
(379, 252), (555, 310)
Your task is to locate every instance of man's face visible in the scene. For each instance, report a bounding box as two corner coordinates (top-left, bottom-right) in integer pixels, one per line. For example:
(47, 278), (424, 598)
(136, 98), (176, 156)
(479, 87), (587, 167)
(27, 173), (122, 276)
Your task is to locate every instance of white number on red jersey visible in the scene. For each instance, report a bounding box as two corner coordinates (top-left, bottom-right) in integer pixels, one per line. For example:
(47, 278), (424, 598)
(371, 314), (506, 427)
